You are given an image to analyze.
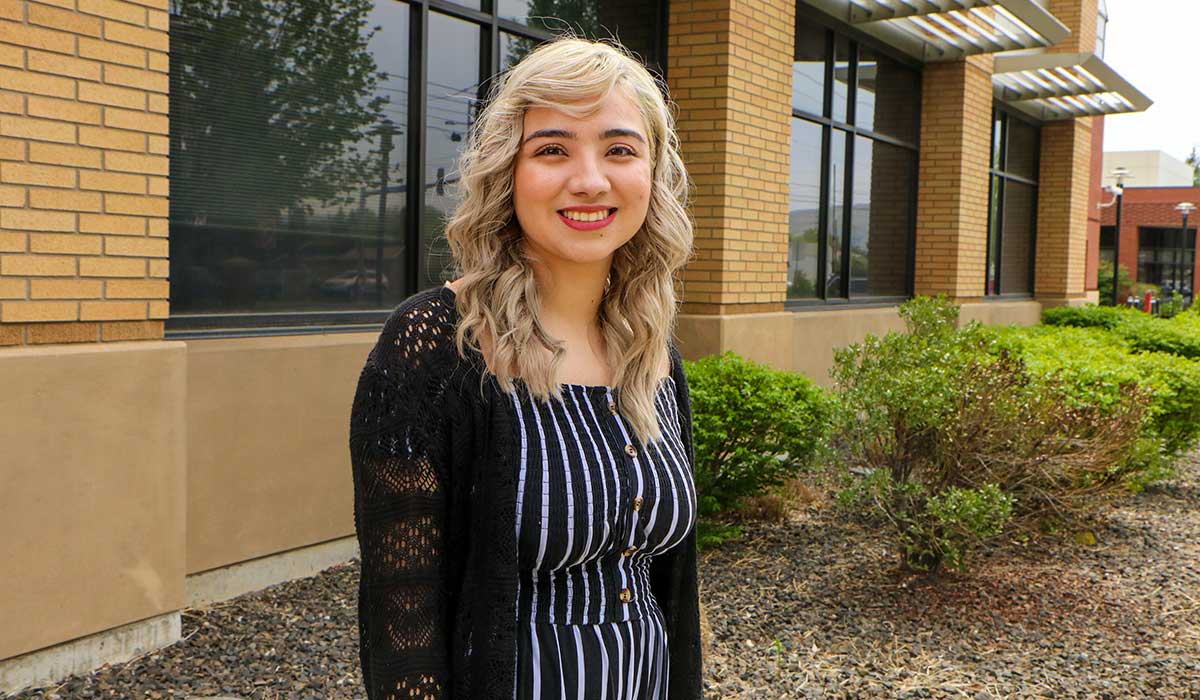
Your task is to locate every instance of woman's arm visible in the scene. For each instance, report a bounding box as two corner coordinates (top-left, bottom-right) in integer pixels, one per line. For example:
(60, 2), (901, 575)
(349, 303), (456, 700)
(649, 341), (703, 699)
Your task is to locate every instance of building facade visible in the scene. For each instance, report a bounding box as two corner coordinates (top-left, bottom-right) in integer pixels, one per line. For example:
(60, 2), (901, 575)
(1099, 185), (1200, 296)
(0, 0), (1149, 691)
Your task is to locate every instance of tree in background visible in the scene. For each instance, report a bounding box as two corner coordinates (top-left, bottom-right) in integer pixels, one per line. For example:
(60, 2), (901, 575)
(1188, 147), (1200, 187)
(170, 0), (387, 227)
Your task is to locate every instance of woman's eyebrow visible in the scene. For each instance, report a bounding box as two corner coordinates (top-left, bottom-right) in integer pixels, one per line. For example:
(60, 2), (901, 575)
(521, 127), (647, 145)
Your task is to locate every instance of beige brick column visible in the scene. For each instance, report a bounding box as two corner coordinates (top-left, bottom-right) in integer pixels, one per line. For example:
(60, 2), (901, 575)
(0, 0), (169, 346)
(913, 55), (994, 300)
(1035, 0), (1097, 303)
(667, 0), (794, 315)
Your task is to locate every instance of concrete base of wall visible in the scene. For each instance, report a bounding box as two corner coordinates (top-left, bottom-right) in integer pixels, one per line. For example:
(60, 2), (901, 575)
(187, 536), (360, 609)
(0, 612), (180, 696)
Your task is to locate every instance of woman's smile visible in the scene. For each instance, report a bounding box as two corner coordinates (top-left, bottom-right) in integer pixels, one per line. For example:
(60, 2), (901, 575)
(558, 206), (618, 230)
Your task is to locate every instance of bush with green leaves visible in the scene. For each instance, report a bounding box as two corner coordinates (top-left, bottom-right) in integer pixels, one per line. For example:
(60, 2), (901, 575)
(831, 296), (1149, 573)
(1043, 304), (1200, 360)
(684, 352), (833, 546)
(990, 324), (1200, 460)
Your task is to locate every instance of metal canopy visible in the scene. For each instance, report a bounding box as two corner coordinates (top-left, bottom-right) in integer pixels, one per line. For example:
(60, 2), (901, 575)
(993, 51), (1153, 120)
(803, 0), (1070, 62)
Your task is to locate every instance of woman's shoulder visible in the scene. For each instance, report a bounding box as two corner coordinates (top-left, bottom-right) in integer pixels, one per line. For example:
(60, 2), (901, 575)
(367, 285), (462, 375)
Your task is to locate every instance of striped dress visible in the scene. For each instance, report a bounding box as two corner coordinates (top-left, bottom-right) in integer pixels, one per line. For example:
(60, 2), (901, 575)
(509, 376), (697, 700)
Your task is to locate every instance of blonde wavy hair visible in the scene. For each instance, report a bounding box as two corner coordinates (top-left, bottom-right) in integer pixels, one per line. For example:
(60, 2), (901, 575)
(444, 37), (692, 445)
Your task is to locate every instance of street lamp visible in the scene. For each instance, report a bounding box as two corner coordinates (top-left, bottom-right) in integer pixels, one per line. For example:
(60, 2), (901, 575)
(1108, 166), (1130, 306)
(1177, 201), (1196, 303)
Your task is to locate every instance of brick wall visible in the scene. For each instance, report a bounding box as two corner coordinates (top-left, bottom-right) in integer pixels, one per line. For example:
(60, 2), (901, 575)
(0, 0), (168, 347)
(1099, 186), (1200, 285)
(1036, 118), (1092, 298)
(667, 0), (793, 314)
(912, 54), (993, 300)
(1033, 0), (1098, 302)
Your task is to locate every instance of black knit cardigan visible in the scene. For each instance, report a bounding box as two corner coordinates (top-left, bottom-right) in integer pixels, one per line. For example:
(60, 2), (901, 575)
(349, 285), (702, 700)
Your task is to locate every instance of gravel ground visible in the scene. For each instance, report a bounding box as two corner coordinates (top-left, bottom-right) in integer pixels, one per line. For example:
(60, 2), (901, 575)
(8, 458), (1200, 700)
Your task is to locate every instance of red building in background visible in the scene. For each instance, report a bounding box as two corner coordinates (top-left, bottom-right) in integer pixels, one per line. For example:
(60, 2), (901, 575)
(1098, 184), (1200, 298)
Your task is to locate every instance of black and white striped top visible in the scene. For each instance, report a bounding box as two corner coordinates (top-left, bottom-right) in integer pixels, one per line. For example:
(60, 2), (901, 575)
(509, 376), (697, 700)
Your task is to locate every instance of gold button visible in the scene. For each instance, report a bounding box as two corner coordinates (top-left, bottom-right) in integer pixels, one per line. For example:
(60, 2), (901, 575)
(632, 496), (644, 511)
(608, 401), (618, 415)
(624, 444), (637, 457)
(619, 588), (633, 603)
(622, 546), (637, 557)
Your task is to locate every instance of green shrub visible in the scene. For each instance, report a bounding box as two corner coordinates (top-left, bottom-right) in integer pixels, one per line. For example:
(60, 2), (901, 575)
(1042, 304), (1200, 360)
(685, 352), (833, 546)
(1041, 304), (1132, 330)
(831, 296), (1149, 573)
(1096, 262), (1133, 305)
(991, 324), (1200, 460)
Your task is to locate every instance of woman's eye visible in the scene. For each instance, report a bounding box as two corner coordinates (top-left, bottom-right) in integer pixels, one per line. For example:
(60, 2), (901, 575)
(535, 145), (565, 156)
(608, 145), (637, 157)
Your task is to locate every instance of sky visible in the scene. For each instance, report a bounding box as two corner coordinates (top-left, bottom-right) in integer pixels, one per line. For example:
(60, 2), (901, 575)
(1100, 0), (1199, 163)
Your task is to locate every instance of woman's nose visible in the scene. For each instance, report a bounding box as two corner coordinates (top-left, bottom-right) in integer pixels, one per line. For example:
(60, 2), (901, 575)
(567, 154), (610, 197)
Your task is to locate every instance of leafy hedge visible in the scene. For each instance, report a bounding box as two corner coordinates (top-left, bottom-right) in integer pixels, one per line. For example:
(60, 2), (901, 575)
(988, 324), (1200, 460)
(831, 297), (1151, 572)
(1043, 305), (1200, 359)
(684, 352), (834, 547)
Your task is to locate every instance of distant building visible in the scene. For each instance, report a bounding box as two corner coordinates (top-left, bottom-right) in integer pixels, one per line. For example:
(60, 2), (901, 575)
(1099, 185), (1200, 294)
(1102, 151), (1196, 188)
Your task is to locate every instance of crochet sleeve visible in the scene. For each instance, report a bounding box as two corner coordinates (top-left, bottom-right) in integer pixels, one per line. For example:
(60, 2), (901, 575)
(349, 300), (457, 700)
(650, 341), (703, 699)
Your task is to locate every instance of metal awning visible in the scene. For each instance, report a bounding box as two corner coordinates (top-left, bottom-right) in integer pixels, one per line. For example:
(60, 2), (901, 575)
(802, 0), (1070, 62)
(992, 51), (1153, 120)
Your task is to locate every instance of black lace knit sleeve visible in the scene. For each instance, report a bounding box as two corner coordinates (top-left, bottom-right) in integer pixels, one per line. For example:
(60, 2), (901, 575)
(651, 341), (703, 699)
(349, 295), (459, 700)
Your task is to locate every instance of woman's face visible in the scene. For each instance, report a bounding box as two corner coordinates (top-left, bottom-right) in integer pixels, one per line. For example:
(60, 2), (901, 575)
(512, 90), (653, 269)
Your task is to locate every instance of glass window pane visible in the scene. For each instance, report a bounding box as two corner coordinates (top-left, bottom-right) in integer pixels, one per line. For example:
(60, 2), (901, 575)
(826, 129), (847, 297)
(991, 113), (1004, 171)
(498, 1), (660, 69)
(988, 175), (1002, 294)
(169, 0), (405, 314)
(849, 137), (912, 298)
(423, 12), (481, 287)
(856, 47), (919, 142)
(788, 119), (823, 300)
(831, 37), (851, 123)
(1006, 118), (1038, 181)
(999, 181), (1035, 294)
(792, 21), (826, 116)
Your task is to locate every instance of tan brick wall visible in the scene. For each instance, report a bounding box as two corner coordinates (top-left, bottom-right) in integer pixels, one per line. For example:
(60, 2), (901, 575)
(0, 0), (168, 346)
(913, 55), (994, 300)
(1036, 111), (1092, 300)
(668, 0), (793, 314)
(1034, 0), (1096, 302)
(1048, 0), (1098, 55)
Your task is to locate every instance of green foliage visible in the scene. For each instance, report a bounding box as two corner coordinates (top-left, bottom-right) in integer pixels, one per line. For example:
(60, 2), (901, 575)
(831, 296), (1149, 572)
(685, 352), (834, 524)
(1041, 304), (1133, 330)
(989, 324), (1200, 459)
(1096, 262), (1134, 305)
(1042, 304), (1200, 360)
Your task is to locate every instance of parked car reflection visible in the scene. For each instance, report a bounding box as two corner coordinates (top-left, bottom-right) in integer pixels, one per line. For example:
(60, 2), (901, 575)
(318, 269), (390, 299)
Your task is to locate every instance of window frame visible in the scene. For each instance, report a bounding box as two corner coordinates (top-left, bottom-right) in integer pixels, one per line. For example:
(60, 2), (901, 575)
(166, 0), (668, 339)
(785, 7), (922, 311)
(985, 105), (1040, 299)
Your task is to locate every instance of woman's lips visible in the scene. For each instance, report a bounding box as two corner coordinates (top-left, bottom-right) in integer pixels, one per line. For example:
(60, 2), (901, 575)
(558, 208), (617, 231)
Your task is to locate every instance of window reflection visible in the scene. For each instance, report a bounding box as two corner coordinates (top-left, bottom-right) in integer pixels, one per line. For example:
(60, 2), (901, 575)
(856, 46), (919, 141)
(423, 12), (481, 287)
(826, 129), (847, 297)
(792, 22), (825, 116)
(788, 120), (822, 300)
(851, 137), (911, 298)
(169, 0), (402, 314)
(497, 0), (660, 71)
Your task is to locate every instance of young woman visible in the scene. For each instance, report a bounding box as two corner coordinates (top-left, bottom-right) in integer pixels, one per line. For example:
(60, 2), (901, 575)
(349, 38), (699, 700)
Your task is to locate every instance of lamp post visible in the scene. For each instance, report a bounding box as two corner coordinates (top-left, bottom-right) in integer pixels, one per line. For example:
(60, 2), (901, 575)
(1109, 166), (1130, 307)
(1178, 202), (1196, 303)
